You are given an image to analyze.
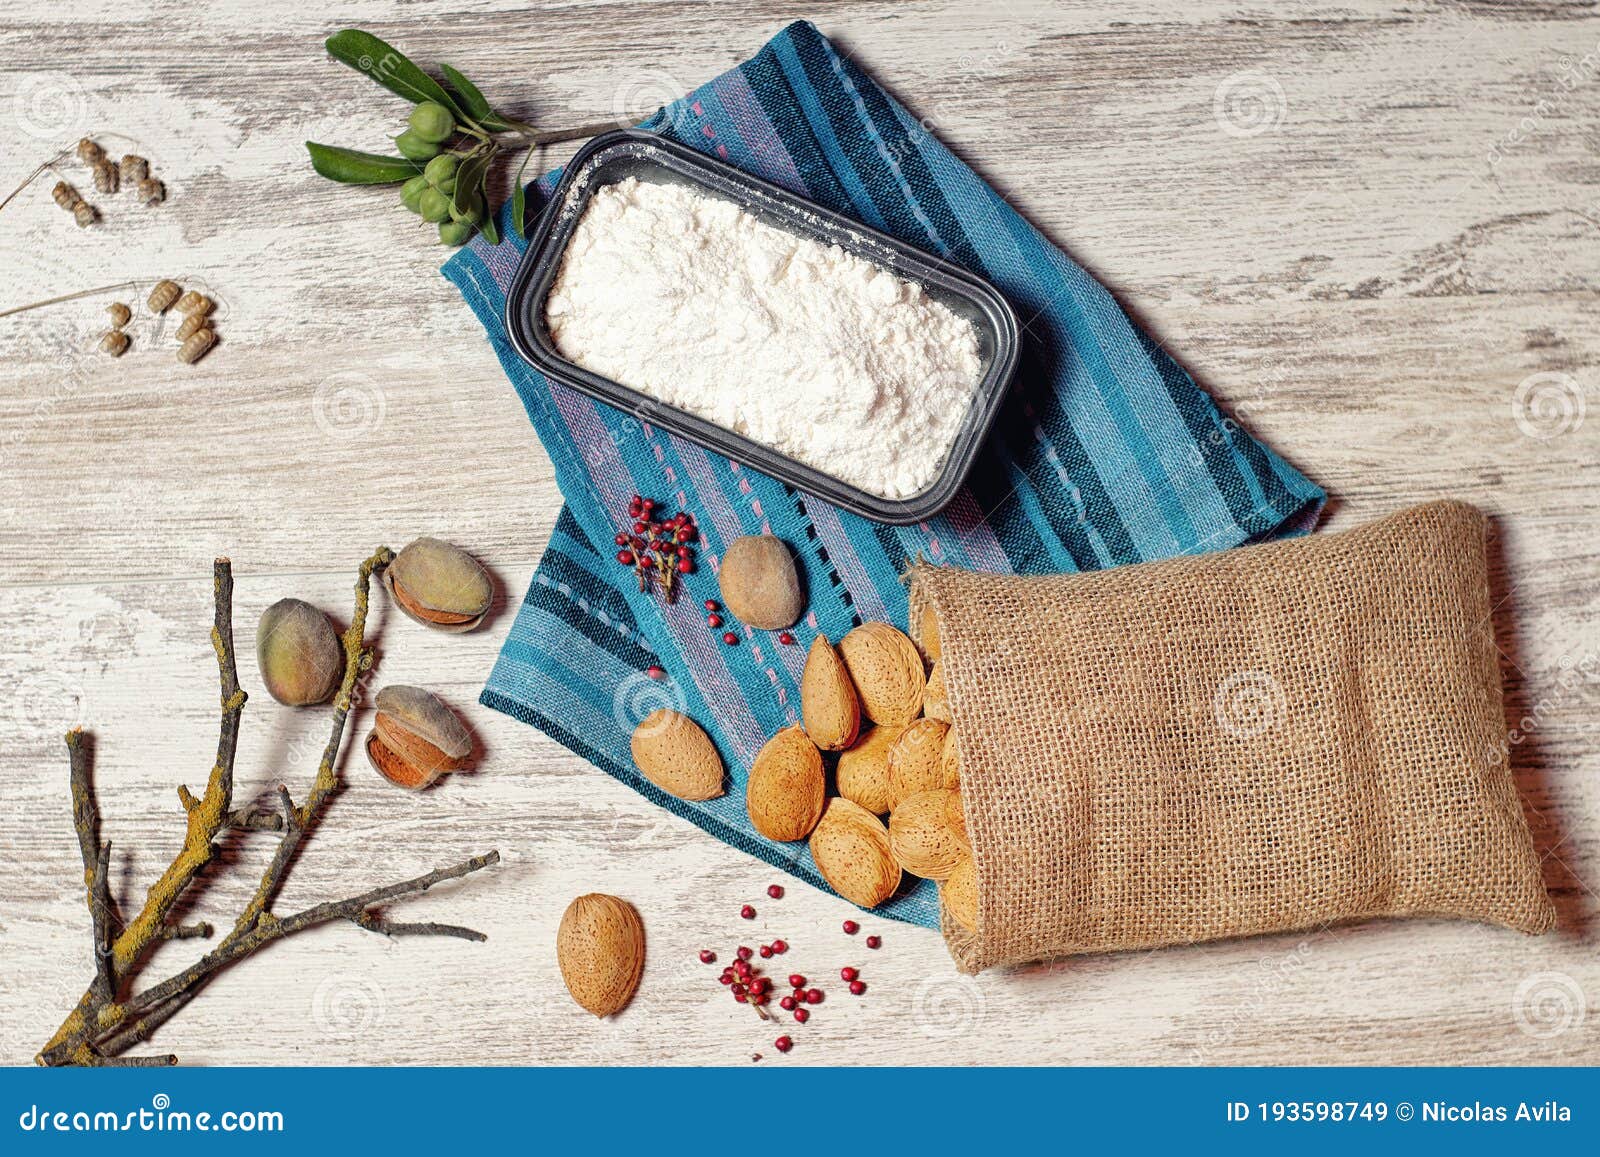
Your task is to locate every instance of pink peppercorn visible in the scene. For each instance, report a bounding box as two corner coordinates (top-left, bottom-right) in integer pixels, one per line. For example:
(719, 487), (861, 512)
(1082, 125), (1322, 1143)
(774, 1036), (793, 1053)
(740, 904), (756, 919)
(767, 884), (784, 899)
(723, 631), (738, 645)
(736, 945), (753, 961)
(759, 945), (773, 959)
(770, 939), (787, 954)
(866, 935), (881, 949)
(793, 1008), (809, 1024)
(779, 995), (797, 1011)
(843, 920), (859, 934)
(849, 980), (866, 996)
(840, 966), (858, 981)
(787, 974), (806, 989)
(805, 988), (823, 1005)
(699, 950), (716, 964)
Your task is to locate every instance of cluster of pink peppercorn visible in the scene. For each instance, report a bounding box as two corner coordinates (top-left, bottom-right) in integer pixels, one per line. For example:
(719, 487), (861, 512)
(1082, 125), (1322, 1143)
(614, 494), (696, 602)
(703, 887), (882, 1058)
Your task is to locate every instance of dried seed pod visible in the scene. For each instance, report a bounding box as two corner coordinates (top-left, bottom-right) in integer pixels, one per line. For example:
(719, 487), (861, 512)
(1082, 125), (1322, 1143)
(175, 290), (213, 316)
(99, 331), (129, 357)
(136, 177), (164, 206)
(51, 180), (77, 209)
(106, 302), (131, 329)
(383, 537), (494, 632)
(177, 328), (215, 364)
(92, 159), (117, 194)
(174, 312), (206, 342)
(255, 597), (342, 705)
(147, 279), (181, 313)
(77, 137), (104, 165)
(366, 685), (473, 790)
(72, 201), (96, 228)
(120, 154), (149, 184)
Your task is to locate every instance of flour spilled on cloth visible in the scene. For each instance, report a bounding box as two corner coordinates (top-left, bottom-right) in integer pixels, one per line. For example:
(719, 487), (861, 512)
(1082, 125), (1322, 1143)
(544, 177), (983, 500)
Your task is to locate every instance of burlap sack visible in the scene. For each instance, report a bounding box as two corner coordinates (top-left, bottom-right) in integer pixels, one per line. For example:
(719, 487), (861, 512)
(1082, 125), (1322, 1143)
(909, 500), (1554, 973)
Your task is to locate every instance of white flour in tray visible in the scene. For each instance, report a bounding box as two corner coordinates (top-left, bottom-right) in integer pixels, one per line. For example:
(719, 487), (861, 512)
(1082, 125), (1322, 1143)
(543, 177), (983, 500)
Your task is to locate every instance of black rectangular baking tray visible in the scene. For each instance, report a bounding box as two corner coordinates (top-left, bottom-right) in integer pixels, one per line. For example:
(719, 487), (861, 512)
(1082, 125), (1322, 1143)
(502, 130), (1021, 525)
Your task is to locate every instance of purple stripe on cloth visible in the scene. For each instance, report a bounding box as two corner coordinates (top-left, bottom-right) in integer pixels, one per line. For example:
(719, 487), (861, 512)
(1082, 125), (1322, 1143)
(714, 70), (809, 193)
(801, 501), (893, 625)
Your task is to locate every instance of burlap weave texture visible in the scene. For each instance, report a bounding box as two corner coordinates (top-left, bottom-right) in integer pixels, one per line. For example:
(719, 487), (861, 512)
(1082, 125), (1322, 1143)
(909, 501), (1554, 973)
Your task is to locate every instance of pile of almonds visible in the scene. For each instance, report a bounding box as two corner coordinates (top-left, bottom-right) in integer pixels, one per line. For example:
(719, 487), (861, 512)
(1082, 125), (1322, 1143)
(627, 608), (976, 931)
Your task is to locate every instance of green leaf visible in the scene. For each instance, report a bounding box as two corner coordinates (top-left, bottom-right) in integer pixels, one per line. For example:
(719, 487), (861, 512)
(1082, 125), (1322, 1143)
(439, 64), (492, 121)
(511, 183), (527, 239)
(452, 146), (495, 217)
(479, 209), (500, 247)
(324, 29), (467, 120)
(305, 142), (423, 184)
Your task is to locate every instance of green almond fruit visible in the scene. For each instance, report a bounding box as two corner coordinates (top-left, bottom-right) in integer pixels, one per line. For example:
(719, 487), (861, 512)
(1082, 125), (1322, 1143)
(400, 175), (429, 214)
(383, 537), (493, 631)
(256, 598), (342, 706)
(409, 101), (455, 144)
(418, 187), (450, 223)
(394, 130), (439, 161)
(424, 153), (459, 186)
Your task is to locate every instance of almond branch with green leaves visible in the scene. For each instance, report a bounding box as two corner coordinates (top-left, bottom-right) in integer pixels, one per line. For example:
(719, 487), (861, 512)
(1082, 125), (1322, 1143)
(306, 28), (614, 247)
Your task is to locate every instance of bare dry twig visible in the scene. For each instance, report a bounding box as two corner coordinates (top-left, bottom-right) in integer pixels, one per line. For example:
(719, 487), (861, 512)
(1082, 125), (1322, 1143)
(36, 549), (498, 1066)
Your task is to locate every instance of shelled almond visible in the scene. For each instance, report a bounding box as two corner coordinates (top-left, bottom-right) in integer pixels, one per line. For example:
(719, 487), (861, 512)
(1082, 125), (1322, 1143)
(800, 635), (860, 751)
(809, 797), (900, 909)
(746, 725), (825, 842)
(836, 723), (904, 815)
(631, 709), (724, 801)
(886, 717), (951, 807)
(837, 622), (924, 725)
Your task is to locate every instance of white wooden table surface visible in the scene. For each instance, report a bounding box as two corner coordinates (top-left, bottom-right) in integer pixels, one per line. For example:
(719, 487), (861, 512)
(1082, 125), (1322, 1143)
(2, 0), (1596, 1066)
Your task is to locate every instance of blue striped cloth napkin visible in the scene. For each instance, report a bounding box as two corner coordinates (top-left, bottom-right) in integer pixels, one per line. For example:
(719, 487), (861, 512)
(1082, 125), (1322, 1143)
(443, 20), (1324, 928)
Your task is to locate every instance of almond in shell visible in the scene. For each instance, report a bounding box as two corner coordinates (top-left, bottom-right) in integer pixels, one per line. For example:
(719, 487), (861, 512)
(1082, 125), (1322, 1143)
(630, 709), (724, 801)
(837, 621), (924, 726)
(746, 725), (825, 842)
(835, 723), (905, 815)
(942, 855), (977, 933)
(886, 717), (950, 808)
(923, 662), (950, 723)
(919, 602), (942, 663)
(888, 788), (970, 880)
(800, 635), (860, 751)
(556, 893), (645, 1018)
(809, 797), (901, 909)
(940, 727), (961, 790)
